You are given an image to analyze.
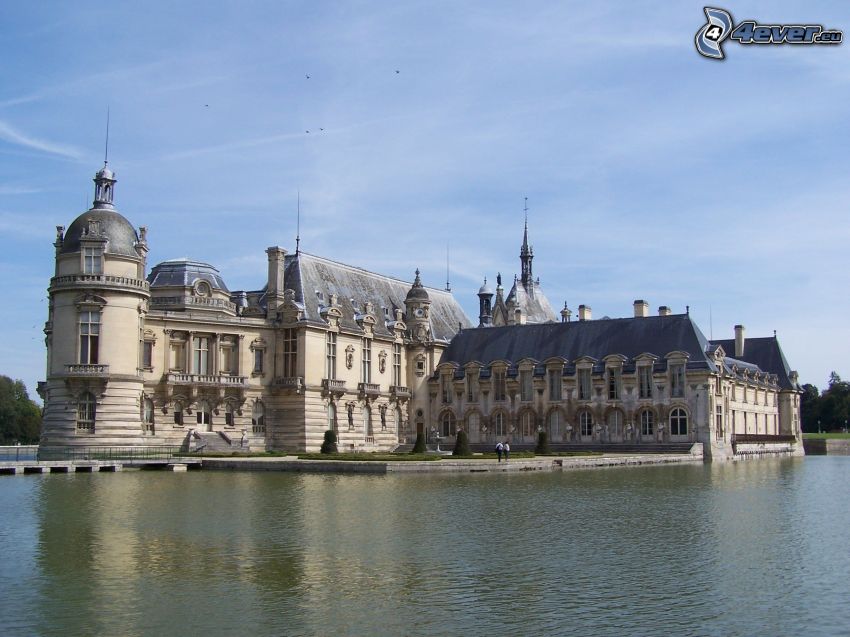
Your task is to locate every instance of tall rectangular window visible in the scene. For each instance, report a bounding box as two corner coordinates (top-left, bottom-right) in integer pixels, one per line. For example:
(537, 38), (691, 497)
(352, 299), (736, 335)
(493, 370), (506, 402)
(83, 247), (102, 275)
(442, 374), (452, 404)
(670, 363), (685, 398)
(79, 311), (100, 364)
(220, 345), (234, 374)
(325, 332), (337, 380)
(578, 369), (592, 400)
(467, 370), (479, 403)
(520, 370), (532, 402)
(392, 343), (402, 386)
(607, 368), (621, 400)
(361, 338), (372, 383)
(548, 369), (562, 401)
(142, 341), (153, 369)
(193, 336), (210, 375)
(253, 349), (264, 374)
(282, 328), (297, 377)
(639, 366), (653, 399)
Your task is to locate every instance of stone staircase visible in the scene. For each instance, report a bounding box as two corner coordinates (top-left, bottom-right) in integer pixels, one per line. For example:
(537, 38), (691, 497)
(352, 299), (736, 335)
(181, 431), (246, 454)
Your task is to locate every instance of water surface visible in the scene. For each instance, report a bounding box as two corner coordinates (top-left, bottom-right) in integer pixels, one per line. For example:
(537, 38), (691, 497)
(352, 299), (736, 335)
(0, 458), (847, 636)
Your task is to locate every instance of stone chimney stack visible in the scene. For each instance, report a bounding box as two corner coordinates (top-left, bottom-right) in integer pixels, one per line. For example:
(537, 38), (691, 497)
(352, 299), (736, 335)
(633, 300), (649, 318)
(735, 324), (745, 358)
(578, 305), (591, 321)
(658, 306), (672, 316)
(266, 246), (287, 319)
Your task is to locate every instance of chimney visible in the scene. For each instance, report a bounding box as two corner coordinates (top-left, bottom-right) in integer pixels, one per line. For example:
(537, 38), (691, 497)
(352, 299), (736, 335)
(734, 325), (745, 358)
(633, 299), (649, 318)
(266, 246), (287, 319)
(658, 306), (671, 316)
(578, 304), (591, 321)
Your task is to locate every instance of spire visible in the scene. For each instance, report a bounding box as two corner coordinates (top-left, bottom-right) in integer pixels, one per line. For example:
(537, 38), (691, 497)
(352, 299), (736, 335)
(296, 190), (301, 254)
(520, 196), (533, 288)
(445, 242), (451, 292)
(93, 108), (116, 209)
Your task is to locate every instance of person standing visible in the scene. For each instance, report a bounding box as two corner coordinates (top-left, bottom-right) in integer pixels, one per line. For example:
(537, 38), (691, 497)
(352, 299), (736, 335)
(503, 440), (510, 462)
(495, 441), (503, 462)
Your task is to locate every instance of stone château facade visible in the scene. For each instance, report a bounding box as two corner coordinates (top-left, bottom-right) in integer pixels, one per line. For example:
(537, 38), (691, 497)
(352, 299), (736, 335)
(38, 164), (803, 461)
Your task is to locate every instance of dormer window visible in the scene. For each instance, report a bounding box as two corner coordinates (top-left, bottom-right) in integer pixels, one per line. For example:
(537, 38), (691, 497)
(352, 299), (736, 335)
(83, 247), (103, 274)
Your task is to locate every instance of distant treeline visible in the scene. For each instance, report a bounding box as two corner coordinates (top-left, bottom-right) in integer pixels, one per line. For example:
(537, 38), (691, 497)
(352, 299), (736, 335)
(0, 376), (41, 444)
(801, 372), (850, 433)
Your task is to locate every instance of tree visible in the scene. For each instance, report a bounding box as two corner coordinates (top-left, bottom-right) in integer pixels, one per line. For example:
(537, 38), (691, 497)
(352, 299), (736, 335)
(452, 429), (471, 456)
(411, 432), (426, 454)
(535, 430), (550, 455)
(0, 376), (42, 444)
(800, 383), (821, 432)
(320, 429), (338, 454)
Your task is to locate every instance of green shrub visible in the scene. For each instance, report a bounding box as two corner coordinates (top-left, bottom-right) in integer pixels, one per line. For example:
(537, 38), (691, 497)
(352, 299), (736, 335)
(535, 431), (550, 455)
(411, 432), (426, 454)
(453, 430), (471, 456)
(320, 430), (339, 454)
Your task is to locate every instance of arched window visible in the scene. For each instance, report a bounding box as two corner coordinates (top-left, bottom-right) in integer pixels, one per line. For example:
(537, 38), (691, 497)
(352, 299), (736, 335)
(640, 409), (655, 436)
(548, 410), (561, 440)
(606, 410), (622, 436)
(328, 402), (337, 432)
(520, 411), (535, 437)
(493, 412), (506, 437)
(252, 401), (266, 433)
(197, 400), (212, 429)
(466, 412), (480, 440)
(579, 411), (593, 437)
(441, 411), (457, 438)
(77, 392), (96, 431)
(670, 408), (688, 436)
(364, 405), (372, 438)
(225, 402), (235, 427)
(142, 397), (155, 432)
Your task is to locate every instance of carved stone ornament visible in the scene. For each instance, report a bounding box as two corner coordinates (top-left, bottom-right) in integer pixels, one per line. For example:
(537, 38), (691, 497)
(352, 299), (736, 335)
(378, 350), (387, 374)
(345, 345), (355, 369)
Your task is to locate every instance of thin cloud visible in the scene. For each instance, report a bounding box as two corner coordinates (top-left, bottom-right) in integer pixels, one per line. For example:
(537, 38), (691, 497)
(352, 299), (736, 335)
(0, 120), (82, 159)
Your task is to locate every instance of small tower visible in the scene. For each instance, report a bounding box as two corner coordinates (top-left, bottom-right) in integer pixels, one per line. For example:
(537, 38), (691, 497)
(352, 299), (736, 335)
(40, 163), (150, 456)
(405, 269), (432, 343)
(477, 277), (493, 327)
(560, 301), (572, 323)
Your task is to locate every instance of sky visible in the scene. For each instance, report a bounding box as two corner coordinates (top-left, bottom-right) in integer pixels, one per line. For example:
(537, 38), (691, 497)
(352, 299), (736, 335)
(1, 1), (848, 400)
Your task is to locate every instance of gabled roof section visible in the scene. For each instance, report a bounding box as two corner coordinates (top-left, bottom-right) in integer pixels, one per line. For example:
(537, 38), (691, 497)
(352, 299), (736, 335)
(505, 279), (558, 324)
(711, 337), (798, 389)
(282, 252), (472, 339)
(439, 314), (716, 370)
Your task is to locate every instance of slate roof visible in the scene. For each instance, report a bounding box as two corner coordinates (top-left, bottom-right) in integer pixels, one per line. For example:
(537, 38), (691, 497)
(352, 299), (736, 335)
(505, 279), (558, 323)
(60, 208), (139, 257)
(710, 337), (798, 390)
(279, 252), (472, 340)
(148, 259), (230, 292)
(440, 314), (715, 370)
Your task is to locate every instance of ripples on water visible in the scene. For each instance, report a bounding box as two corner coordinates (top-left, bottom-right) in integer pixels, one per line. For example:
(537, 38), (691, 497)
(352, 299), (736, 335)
(0, 458), (848, 636)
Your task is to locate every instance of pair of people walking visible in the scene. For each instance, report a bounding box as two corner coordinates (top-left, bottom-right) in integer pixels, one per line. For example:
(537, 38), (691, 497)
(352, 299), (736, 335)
(495, 440), (510, 462)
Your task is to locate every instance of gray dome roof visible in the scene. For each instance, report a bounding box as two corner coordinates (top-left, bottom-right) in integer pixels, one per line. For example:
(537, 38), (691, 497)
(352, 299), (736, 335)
(60, 208), (139, 257)
(405, 269), (430, 302)
(478, 278), (492, 295)
(147, 259), (230, 292)
(96, 165), (114, 180)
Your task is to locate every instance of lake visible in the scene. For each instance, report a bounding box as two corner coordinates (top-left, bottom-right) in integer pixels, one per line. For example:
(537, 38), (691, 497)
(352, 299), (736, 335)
(0, 457), (848, 636)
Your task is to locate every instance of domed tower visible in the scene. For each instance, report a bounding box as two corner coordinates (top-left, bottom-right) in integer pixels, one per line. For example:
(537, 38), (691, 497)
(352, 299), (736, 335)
(477, 277), (493, 327)
(40, 163), (150, 455)
(404, 269), (432, 343)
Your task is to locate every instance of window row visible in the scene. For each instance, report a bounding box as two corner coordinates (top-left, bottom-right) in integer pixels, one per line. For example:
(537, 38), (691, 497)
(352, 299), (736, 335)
(325, 334), (403, 385)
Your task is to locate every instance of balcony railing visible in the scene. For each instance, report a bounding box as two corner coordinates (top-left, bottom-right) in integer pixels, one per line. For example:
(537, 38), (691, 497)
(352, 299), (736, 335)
(322, 378), (346, 394)
(51, 274), (150, 292)
(390, 385), (410, 399)
(166, 373), (247, 386)
(151, 296), (236, 312)
(273, 377), (304, 392)
(358, 382), (381, 397)
(64, 364), (109, 376)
